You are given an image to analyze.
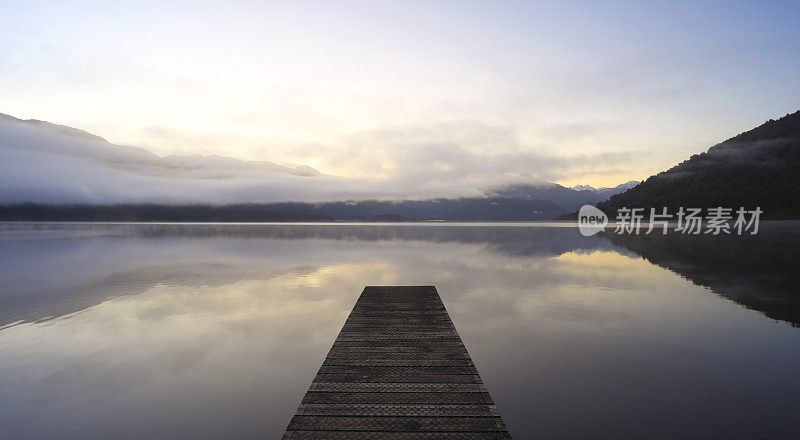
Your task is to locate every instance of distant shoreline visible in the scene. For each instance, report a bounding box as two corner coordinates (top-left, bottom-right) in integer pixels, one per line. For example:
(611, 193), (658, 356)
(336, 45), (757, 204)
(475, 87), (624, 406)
(0, 199), (569, 223)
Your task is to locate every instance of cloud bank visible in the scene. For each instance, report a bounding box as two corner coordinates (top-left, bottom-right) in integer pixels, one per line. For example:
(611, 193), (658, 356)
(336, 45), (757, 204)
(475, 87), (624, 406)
(0, 114), (642, 204)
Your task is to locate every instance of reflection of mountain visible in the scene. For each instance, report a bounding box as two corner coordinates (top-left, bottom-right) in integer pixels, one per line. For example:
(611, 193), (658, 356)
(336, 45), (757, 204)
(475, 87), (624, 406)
(603, 224), (800, 327)
(599, 110), (800, 219)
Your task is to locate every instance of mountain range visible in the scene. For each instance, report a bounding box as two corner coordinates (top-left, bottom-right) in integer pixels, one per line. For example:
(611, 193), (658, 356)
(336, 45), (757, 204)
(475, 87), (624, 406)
(570, 181), (640, 199)
(7, 109), (795, 221)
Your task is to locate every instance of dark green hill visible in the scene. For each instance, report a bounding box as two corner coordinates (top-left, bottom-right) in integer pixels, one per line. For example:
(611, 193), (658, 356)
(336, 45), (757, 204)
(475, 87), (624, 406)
(598, 110), (800, 219)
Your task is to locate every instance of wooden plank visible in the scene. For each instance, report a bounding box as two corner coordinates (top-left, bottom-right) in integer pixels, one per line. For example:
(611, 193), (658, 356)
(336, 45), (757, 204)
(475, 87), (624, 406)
(286, 416), (508, 431)
(301, 392), (495, 405)
(282, 286), (512, 439)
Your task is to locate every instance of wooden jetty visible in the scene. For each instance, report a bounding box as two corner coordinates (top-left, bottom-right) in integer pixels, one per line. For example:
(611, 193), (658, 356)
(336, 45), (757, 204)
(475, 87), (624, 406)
(282, 285), (512, 439)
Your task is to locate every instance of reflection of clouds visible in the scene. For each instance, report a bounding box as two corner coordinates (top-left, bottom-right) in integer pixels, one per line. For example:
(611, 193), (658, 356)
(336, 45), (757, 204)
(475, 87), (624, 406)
(0, 262), (320, 328)
(0, 274), (358, 439)
(438, 250), (678, 334)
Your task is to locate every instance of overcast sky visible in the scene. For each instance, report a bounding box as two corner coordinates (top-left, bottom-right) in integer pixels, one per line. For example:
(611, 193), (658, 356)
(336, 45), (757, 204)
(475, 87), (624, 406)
(2, 0), (799, 187)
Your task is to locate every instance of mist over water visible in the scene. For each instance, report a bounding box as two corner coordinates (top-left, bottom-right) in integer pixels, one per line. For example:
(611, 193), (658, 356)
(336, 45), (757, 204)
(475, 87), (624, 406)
(0, 223), (798, 439)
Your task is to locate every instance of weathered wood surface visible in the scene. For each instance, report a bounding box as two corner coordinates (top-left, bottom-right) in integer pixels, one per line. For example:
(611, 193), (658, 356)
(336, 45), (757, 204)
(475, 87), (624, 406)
(282, 286), (512, 439)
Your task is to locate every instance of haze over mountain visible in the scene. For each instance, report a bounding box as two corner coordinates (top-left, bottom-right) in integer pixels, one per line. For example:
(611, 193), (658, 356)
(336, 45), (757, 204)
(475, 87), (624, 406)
(0, 112), (630, 217)
(486, 179), (640, 211)
(3, 112), (473, 204)
(598, 110), (800, 219)
(0, 112), (328, 203)
(486, 180), (602, 212)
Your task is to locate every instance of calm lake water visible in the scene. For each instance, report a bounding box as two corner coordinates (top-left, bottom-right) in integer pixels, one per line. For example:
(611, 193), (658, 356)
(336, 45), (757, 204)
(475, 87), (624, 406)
(0, 222), (798, 439)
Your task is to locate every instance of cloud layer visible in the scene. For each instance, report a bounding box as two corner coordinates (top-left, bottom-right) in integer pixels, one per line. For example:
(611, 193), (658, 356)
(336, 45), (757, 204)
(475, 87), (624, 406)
(0, 115), (644, 204)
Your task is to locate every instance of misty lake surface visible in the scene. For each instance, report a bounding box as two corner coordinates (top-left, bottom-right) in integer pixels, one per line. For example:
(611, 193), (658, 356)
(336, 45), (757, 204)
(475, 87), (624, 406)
(0, 222), (798, 439)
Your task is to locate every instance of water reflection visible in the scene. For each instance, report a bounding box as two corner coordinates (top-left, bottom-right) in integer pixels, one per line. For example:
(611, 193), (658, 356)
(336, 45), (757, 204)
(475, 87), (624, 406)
(0, 223), (620, 327)
(0, 223), (798, 439)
